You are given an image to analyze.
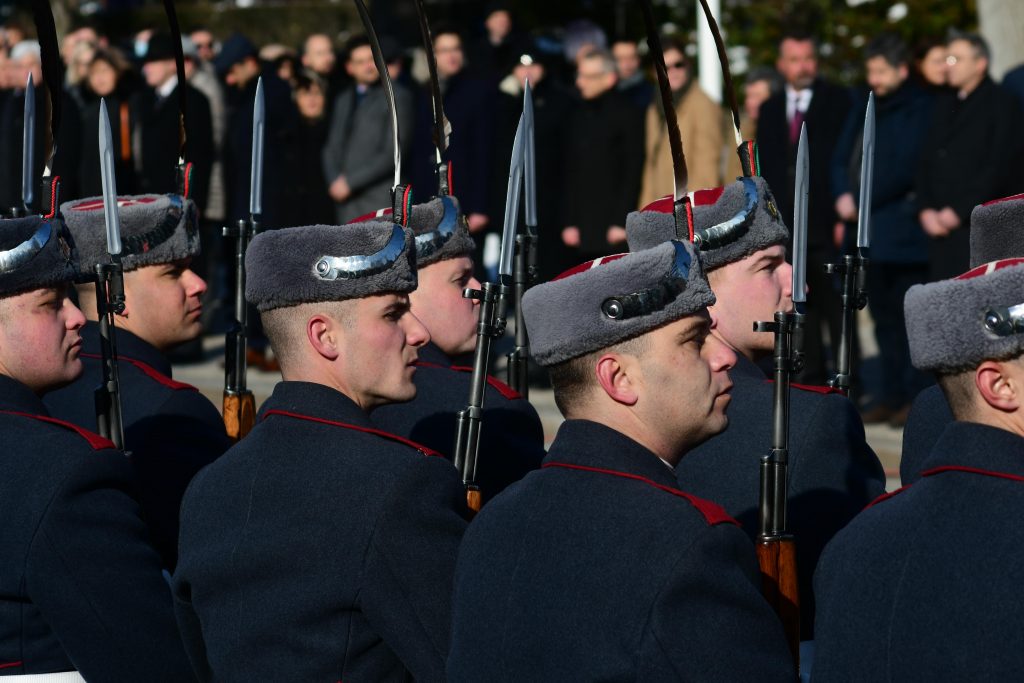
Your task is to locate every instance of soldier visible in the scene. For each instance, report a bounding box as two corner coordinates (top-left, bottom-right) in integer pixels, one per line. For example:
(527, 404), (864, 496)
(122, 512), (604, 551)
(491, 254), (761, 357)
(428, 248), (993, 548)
(362, 197), (546, 501)
(173, 218), (470, 681)
(0, 214), (193, 679)
(901, 192), (1024, 484)
(626, 179), (885, 637)
(44, 193), (230, 570)
(813, 257), (1024, 680)
(449, 240), (796, 680)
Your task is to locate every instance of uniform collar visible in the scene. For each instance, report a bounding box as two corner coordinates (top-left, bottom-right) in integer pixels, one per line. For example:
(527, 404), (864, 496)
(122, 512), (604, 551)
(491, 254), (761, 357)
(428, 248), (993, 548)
(729, 352), (767, 384)
(921, 420), (1024, 479)
(417, 342), (451, 367)
(80, 320), (173, 377)
(257, 380), (373, 428)
(0, 373), (50, 414)
(543, 419), (682, 489)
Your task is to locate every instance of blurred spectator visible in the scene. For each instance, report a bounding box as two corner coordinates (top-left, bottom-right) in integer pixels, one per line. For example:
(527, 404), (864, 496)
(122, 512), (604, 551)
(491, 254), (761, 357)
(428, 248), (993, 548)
(323, 34), (413, 222)
(491, 48), (573, 279)
(301, 33), (343, 114)
(1000, 61), (1024, 111)
(2, 18), (27, 50)
(133, 32), (214, 213)
(563, 19), (607, 68)
(639, 36), (722, 205)
(78, 47), (139, 198)
(67, 38), (98, 107)
(758, 30), (853, 384)
(914, 37), (949, 91)
(832, 34), (931, 425)
(469, 3), (526, 83)
(290, 70), (334, 225)
(183, 34), (227, 225)
(561, 49), (643, 260)
(917, 31), (1024, 281)
(190, 28), (218, 63)
(611, 37), (652, 111)
(260, 44), (298, 85)
(724, 66), (782, 181)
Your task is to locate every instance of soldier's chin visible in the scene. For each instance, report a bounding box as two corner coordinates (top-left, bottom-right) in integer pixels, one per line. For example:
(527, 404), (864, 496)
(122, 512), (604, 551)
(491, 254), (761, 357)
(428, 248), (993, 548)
(43, 359), (84, 393)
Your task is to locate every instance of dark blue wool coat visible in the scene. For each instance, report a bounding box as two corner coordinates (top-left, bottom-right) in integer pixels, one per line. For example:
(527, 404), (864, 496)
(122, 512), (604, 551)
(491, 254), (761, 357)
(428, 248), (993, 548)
(371, 343), (545, 502)
(676, 353), (885, 638)
(448, 419), (796, 682)
(173, 381), (469, 682)
(813, 421), (1024, 682)
(900, 383), (955, 485)
(0, 374), (193, 680)
(44, 321), (231, 569)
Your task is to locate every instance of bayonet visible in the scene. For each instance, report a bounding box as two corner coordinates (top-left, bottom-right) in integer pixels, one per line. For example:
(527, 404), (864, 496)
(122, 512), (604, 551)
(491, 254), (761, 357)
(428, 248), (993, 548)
(95, 99), (127, 451)
(413, 0), (452, 194)
(793, 123), (809, 309)
(18, 73), (36, 216)
(857, 93), (875, 250)
(221, 78), (264, 441)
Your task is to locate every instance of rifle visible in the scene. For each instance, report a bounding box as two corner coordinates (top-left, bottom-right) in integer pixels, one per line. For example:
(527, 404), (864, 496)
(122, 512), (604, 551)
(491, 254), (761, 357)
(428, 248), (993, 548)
(10, 73), (36, 218)
(453, 115), (522, 513)
(95, 99), (128, 451)
(826, 93), (874, 396)
(752, 123), (809, 664)
(506, 81), (537, 397)
(221, 78), (263, 441)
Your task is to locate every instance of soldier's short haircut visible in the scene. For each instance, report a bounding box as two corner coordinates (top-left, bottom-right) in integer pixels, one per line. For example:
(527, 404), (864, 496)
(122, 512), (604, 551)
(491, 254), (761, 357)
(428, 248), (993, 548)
(937, 352), (1024, 420)
(261, 300), (354, 371)
(949, 30), (990, 62)
(864, 33), (909, 68)
(548, 335), (649, 416)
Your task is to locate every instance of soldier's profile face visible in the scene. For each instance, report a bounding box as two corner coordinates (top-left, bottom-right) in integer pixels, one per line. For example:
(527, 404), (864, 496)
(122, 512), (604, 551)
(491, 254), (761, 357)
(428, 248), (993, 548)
(340, 293), (430, 410)
(121, 258), (207, 352)
(707, 245), (793, 360)
(408, 256), (479, 357)
(0, 285), (86, 394)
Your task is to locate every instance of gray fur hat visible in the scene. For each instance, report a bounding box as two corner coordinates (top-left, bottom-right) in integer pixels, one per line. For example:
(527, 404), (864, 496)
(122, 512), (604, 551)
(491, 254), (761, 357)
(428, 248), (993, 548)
(61, 194), (200, 272)
(523, 239), (715, 367)
(352, 195), (475, 268)
(969, 193), (1024, 268)
(0, 216), (78, 296)
(625, 176), (789, 271)
(245, 220), (417, 312)
(905, 258), (1024, 372)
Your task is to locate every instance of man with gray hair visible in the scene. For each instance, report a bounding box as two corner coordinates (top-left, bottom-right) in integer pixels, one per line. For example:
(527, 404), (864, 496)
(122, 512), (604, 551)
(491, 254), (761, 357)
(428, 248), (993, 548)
(813, 256), (1024, 680)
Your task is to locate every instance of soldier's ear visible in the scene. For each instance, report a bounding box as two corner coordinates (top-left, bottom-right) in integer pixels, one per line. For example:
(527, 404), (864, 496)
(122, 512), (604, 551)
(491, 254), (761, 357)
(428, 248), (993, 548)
(975, 360), (1020, 413)
(307, 313), (340, 361)
(595, 352), (639, 407)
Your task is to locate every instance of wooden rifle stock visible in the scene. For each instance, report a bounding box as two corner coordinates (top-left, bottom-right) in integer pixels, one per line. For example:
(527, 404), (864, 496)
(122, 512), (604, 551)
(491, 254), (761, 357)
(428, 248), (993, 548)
(223, 390), (255, 442)
(757, 535), (800, 665)
(466, 487), (481, 514)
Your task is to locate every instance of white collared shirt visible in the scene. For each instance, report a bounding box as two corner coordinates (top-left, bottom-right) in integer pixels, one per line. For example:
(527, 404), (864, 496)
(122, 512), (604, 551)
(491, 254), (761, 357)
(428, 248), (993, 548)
(786, 85), (813, 122)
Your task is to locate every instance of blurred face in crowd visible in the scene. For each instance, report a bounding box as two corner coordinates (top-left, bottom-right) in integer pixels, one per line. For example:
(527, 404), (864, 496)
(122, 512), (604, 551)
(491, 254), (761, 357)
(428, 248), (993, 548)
(663, 46), (689, 92)
(485, 10), (512, 44)
(303, 34), (335, 76)
(143, 57), (176, 88)
(346, 44), (379, 87)
(612, 40), (641, 81)
(576, 53), (616, 100)
(88, 58), (118, 97)
(946, 38), (987, 93)
(296, 81), (326, 120)
(777, 38), (817, 90)
(434, 33), (464, 79)
(225, 56), (260, 89)
(408, 256), (481, 357)
(12, 53), (42, 91)
(0, 285), (86, 395)
(866, 55), (908, 97)
(191, 30), (215, 62)
(919, 45), (947, 86)
(513, 58), (544, 89)
(744, 79), (772, 121)
(707, 244), (794, 360)
(121, 259), (207, 352)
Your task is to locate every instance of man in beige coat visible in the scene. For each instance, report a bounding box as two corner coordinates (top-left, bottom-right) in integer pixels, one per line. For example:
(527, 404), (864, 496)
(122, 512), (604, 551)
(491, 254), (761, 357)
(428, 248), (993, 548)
(639, 37), (722, 206)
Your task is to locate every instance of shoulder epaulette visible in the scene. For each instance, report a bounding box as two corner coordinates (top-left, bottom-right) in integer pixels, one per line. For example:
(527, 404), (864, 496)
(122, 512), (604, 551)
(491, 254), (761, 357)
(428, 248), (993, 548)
(764, 378), (843, 396)
(542, 462), (739, 527)
(0, 409), (116, 451)
(416, 360), (523, 400)
(261, 409), (443, 458)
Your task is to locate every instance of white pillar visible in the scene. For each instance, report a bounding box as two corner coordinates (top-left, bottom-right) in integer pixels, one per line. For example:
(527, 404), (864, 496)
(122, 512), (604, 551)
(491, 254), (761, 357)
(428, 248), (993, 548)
(697, 0), (723, 102)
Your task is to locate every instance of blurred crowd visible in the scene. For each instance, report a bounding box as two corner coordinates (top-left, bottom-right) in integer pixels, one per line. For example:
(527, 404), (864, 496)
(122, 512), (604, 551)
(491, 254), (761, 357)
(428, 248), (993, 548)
(1, 5), (1023, 423)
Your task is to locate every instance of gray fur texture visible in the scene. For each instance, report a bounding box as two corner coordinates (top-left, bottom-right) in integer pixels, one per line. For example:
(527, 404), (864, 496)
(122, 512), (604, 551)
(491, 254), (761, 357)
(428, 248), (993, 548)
(246, 220), (417, 311)
(61, 194), (200, 272)
(523, 239), (715, 367)
(905, 260), (1024, 372)
(625, 177), (789, 271)
(969, 193), (1024, 268)
(0, 216), (78, 296)
(408, 195), (476, 267)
